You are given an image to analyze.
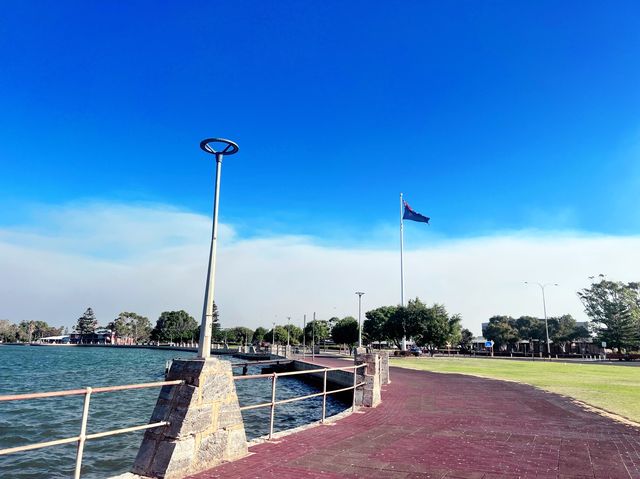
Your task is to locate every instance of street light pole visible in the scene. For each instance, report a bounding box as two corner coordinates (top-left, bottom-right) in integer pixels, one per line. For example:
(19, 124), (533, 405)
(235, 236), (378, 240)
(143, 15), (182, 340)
(355, 292), (365, 348)
(287, 316), (291, 347)
(525, 281), (558, 359)
(197, 138), (239, 359)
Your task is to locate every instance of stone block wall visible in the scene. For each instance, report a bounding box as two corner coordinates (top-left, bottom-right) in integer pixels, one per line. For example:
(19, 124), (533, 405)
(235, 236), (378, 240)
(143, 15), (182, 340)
(131, 358), (248, 478)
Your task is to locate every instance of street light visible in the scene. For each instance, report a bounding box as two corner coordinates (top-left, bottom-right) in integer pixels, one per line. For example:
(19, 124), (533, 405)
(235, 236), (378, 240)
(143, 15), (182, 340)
(355, 292), (365, 348)
(287, 316), (291, 347)
(524, 281), (558, 358)
(197, 138), (239, 359)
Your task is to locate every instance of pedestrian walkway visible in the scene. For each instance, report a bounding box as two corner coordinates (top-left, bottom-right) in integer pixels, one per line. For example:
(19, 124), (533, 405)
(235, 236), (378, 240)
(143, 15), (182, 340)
(188, 359), (640, 479)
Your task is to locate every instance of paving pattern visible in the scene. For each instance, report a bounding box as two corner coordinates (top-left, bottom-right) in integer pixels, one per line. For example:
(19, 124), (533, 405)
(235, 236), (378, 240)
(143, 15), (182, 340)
(188, 357), (640, 479)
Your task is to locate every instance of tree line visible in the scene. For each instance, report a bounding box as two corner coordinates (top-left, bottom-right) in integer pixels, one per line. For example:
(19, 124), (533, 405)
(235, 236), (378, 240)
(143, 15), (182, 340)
(362, 298), (471, 351)
(484, 277), (640, 354)
(0, 319), (64, 343)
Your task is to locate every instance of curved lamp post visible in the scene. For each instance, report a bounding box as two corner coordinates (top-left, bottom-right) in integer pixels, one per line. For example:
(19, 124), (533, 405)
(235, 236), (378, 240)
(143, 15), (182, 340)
(524, 281), (558, 359)
(197, 138), (239, 359)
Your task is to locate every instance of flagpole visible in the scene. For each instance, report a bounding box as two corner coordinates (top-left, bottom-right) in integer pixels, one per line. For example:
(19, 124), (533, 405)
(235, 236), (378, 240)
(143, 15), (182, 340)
(400, 192), (407, 351)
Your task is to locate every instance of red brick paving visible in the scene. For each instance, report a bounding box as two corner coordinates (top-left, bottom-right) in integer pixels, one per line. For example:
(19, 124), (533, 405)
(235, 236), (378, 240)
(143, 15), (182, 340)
(188, 357), (640, 479)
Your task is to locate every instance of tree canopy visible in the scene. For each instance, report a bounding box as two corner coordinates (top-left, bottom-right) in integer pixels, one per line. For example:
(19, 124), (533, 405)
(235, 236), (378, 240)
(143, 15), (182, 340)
(331, 317), (359, 346)
(151, 310), (198, 342)
(578, 279), (640, 352)
(75, 308), (98, 336)
(304, 320), (330, 344)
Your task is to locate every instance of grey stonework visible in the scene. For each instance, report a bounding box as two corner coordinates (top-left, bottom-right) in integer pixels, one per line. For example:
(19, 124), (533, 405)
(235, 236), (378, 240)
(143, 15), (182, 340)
(378, 350), (390, 385)
(131, 358), (248, 478)
(355, 353), (382, 408)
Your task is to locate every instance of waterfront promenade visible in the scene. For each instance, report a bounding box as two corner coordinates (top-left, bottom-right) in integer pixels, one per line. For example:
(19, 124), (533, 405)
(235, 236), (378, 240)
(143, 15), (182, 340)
(188, 356), (640, 479)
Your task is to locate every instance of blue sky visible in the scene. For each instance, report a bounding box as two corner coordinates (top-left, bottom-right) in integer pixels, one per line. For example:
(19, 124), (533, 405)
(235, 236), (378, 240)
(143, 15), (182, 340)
(1, 2), (640, 331)
(2, 1), (639, 239)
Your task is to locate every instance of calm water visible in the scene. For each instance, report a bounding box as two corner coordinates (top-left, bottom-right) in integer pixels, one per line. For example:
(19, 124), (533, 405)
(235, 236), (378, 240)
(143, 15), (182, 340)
(0, 345), (349, 478)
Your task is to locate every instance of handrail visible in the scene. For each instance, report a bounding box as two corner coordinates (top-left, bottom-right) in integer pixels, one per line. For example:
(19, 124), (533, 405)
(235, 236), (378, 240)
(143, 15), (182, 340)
(233, 363), (367, 439)
(0, 379), (183, 479)
(0, 379), (183, 402)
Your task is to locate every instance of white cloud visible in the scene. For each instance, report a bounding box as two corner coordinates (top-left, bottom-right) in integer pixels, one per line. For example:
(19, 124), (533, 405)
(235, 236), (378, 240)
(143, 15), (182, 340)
(1, 202), (639, 336)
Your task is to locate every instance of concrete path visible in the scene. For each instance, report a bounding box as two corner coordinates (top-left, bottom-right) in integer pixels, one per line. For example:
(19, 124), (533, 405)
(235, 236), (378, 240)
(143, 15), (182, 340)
(188, 358), (640, 479)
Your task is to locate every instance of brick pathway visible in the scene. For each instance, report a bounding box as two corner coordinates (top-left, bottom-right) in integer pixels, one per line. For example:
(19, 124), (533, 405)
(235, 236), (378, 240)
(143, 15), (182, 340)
(188, 358), (640, 479)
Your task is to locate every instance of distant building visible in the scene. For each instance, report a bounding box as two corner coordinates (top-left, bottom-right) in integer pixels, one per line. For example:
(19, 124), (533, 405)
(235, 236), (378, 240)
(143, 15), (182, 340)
(70, 328), (115, 344)
(38, 335), (70, 344)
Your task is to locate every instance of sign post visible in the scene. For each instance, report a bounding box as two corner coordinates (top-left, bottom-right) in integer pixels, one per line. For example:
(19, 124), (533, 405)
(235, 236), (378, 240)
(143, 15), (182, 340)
(485, 340), (494, 357)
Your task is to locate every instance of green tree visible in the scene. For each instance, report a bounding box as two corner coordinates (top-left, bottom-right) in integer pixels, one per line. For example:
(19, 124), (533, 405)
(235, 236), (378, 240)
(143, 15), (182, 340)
(108, 315), (130, 338)
(284, 324), (303, 345)
(382, 306), (413, 349)
(0, 320), (19, 342)
(459, 328), (474, 351)
(304, 320), (330, 344)
(363, 306), (396, 346)
(484, 316), (518, 351)
(331, 317), (359, 347)
(252, 326), (268, 343)
(75, 308), (98, 339)
(409, 301), (457, 349)
(151, 310), (198, 343)
(227, 326), (254, 345)
(265, 325), (289, 344)
(547, 314), (588, 353)
(130, 314), (152, 342)
(578, 279), (640, 353)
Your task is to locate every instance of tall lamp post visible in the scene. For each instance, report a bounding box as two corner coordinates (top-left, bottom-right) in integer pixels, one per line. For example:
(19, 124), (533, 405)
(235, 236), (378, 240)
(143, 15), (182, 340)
(197, 138), (239, 359)
(524, 281), (558, 358)
(355, 292), (365, 348)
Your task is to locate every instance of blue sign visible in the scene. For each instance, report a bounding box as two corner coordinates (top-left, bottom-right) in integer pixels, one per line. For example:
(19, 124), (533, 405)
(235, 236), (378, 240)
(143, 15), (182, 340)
(485, 340), (494, 348)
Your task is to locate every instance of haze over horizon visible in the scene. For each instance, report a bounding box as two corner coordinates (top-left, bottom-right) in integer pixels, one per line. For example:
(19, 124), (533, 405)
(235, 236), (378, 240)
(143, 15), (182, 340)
(1, 1), (639, 335)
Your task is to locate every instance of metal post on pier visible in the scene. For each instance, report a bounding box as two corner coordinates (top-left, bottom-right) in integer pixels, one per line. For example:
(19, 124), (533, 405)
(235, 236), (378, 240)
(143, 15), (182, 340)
(74, 387), (92, 479)
(269, 373), (277, 439)
(322, 369), (328, 423)
(197, 138), (239, 359)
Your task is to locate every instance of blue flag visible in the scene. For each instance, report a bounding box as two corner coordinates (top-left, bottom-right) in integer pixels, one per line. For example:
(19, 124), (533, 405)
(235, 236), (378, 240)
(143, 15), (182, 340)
(403, 200), (430, 224)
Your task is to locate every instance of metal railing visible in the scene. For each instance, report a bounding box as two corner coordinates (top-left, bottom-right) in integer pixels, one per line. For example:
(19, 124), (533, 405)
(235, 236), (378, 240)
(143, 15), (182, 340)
(234, 363), (366, 439)
(0, 379), (183, 479)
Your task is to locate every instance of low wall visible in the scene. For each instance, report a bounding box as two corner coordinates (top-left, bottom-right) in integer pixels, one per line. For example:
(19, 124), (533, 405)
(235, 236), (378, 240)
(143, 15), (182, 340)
(291, 359), (357, 389)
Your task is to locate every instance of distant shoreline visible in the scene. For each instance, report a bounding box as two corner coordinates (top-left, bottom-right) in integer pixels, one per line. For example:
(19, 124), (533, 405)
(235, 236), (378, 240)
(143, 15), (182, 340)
(0, 342), (274, 360)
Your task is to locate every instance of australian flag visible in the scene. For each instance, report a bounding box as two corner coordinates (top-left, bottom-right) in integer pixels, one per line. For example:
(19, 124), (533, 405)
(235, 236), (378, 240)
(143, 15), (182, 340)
(403, 200), (430, 224)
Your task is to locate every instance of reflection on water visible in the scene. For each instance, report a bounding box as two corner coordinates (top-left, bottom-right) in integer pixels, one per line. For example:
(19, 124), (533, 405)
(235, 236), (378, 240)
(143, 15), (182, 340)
(0, 345), (349, 478)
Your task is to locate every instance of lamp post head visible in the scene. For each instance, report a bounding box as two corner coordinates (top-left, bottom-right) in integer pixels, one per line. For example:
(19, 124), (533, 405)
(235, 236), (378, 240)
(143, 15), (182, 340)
(200, 138), (239, 158)
(355, 291), (365, 297)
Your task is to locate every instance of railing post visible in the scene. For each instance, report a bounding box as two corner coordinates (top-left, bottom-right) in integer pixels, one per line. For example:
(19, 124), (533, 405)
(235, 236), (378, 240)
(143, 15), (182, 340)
(74, 387), (92, 479)
(352, 365), (357, 412)
(321, 368), (328, 423)
(269, 373), (277, 439)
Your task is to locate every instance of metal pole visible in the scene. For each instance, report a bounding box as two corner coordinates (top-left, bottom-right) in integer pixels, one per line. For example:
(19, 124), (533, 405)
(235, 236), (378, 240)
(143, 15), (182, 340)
(312, 312), (315, 360)
(322, 368), (328, 423)
(525, 281), (557, 359)
(198, 153), (222, 358)
(198, 139), (239, 358)
(287, 316), (290, 347)
(400, 193), (407, 351)
(272, 322), (275, 349)
(74, 387), (92, 479)
(269, 373), (277, 439)
(541, 285), (550, 358)
(356, 292), (364, 348)
(302, 314), (306, 359)
(352, 365), (357, 412)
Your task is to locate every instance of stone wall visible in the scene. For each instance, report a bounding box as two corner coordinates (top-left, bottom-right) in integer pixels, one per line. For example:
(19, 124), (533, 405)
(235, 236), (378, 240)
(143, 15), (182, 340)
(131, 358), (248, 478)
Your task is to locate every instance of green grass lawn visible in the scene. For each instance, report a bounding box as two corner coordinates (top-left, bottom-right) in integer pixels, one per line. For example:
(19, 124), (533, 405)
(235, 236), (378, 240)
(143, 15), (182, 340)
(390, 357), (640, 424)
